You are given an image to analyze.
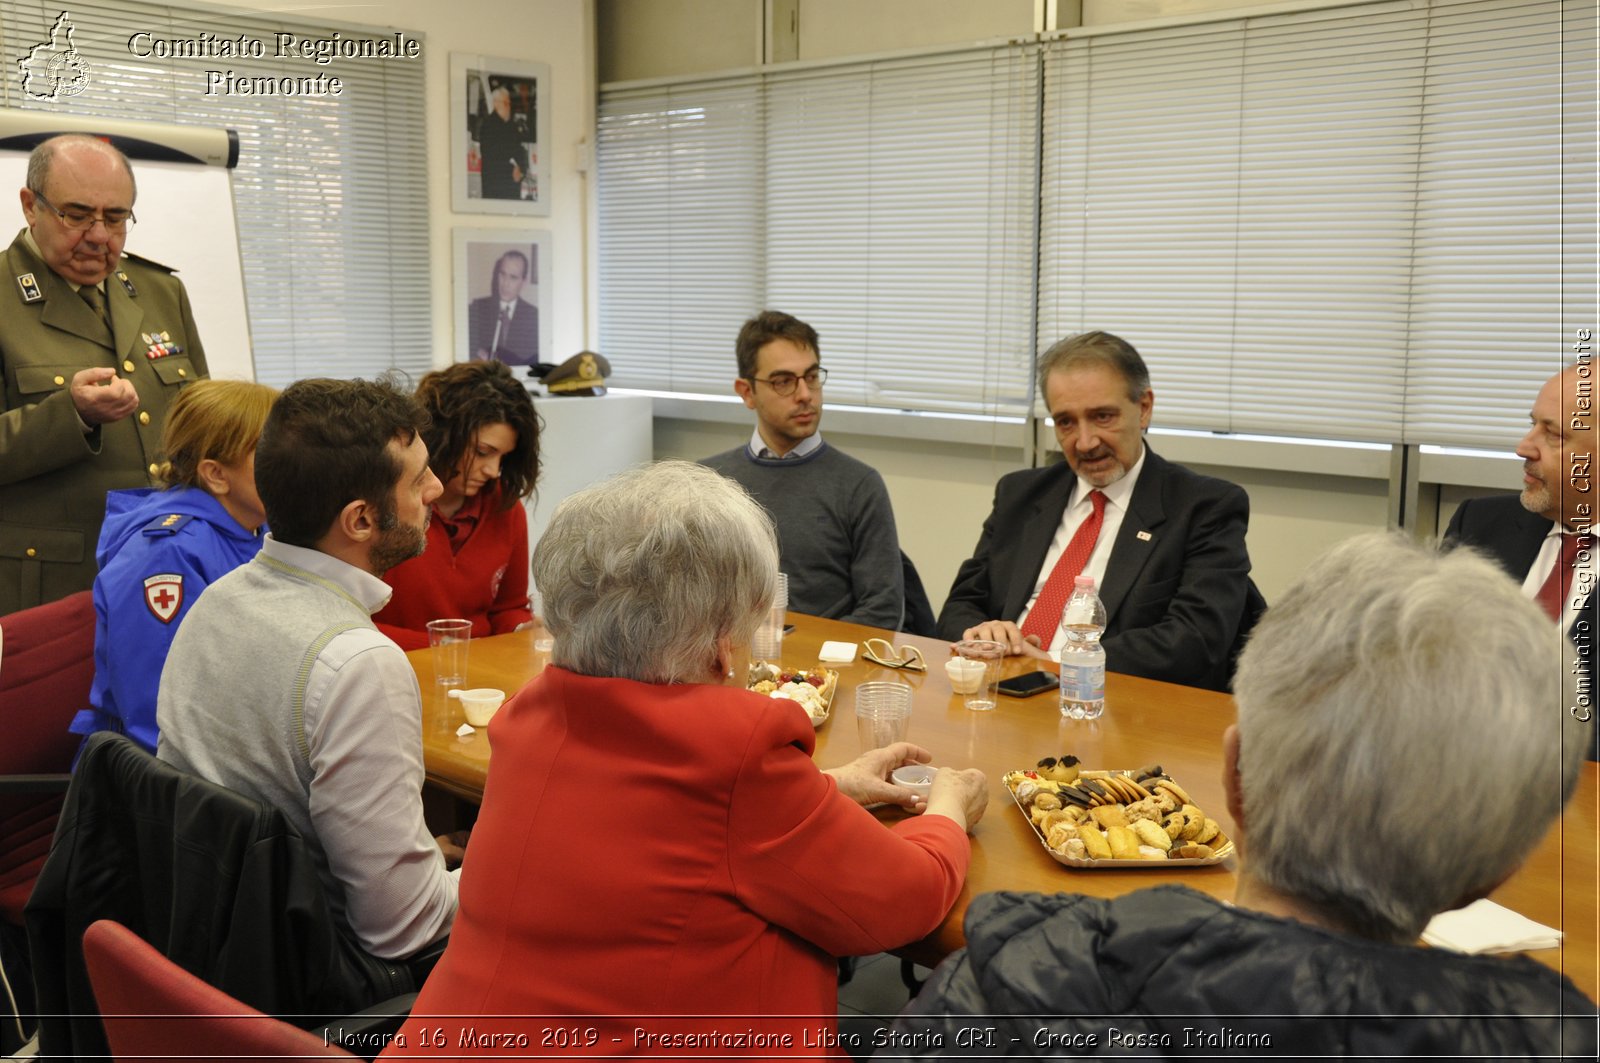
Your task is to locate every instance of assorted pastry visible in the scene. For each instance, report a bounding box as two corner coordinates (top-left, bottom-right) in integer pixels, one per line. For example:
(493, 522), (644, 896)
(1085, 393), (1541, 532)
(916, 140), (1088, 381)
(748, 661), (839, 725)
(1005, 757), (1229, 864)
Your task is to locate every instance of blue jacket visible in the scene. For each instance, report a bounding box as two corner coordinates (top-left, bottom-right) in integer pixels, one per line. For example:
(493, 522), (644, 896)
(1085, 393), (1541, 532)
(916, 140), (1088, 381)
(71, 487), (263, 754)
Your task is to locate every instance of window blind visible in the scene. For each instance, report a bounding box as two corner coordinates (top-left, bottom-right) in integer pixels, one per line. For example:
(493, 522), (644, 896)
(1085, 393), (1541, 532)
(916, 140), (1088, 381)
(763, 47), (1039, 416)
(1404, 0), (1598, 448)
(598, 43), (1039, 417)
(0, 0), (431, 387)
(1034, 0), (1595, 447)
(598, 0), (1596, 452)
(596, 77), (764, 396)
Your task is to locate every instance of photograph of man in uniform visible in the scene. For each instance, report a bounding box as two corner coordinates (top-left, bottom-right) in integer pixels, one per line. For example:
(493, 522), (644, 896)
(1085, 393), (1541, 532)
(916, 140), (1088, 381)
(466, 247), (539, 367)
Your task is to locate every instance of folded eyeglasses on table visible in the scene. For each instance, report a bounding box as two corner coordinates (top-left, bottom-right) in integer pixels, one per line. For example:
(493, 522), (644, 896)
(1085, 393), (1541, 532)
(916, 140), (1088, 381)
(861, 638), (926, 671)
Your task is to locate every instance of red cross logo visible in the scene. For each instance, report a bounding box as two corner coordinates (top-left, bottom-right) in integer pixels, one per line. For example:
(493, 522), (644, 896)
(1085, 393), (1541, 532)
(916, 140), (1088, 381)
(143, 574), (184, 623)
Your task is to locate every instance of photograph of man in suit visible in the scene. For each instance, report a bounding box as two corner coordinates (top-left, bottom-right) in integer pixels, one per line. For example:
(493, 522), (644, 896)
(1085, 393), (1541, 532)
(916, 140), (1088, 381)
(467, 250), (538, 367)
(1445, 364), (1597, 760)
(938, 330), (1256, 691)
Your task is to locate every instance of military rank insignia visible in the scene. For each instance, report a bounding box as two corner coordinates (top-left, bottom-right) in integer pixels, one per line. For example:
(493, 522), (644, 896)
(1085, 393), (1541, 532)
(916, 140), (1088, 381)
(144, 573), (184, 623)
(17, 272), (42, 302)
(143, 331), (183, 359)
(117, 271), (138, 297)
(142, 513), (193, 536)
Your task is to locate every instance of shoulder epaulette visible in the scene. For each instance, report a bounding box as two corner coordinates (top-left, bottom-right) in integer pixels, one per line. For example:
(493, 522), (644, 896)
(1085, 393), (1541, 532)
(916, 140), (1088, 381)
(120, 250), (178, 274)
(141, 513), (194, 536)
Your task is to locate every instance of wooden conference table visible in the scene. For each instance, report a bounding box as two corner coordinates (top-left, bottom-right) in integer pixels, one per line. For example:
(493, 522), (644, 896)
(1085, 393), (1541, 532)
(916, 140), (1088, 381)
(411, 615), (1600, 1001)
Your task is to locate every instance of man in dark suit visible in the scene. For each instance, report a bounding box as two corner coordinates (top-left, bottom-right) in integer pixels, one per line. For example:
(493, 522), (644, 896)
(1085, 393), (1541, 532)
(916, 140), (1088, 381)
(1445, 365), (1597, 759)
(475, 87), (527, 201)
(467, 250), (538, 366)
(938, 331), (1255, 691)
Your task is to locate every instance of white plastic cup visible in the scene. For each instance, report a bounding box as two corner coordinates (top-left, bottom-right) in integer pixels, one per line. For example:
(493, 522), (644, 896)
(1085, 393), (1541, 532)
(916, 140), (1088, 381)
(952, 639), (1006, 711)
(945, 656), (987, 695)
(855, 680), (913, 750)
(426, 619), (472, 687)
(450, 687), (506, 728)
(891, 763), (936, 800)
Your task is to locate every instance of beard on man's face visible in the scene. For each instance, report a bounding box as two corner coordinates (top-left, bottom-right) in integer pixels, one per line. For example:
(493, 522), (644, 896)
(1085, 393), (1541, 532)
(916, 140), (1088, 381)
(369, 505), (429, 576)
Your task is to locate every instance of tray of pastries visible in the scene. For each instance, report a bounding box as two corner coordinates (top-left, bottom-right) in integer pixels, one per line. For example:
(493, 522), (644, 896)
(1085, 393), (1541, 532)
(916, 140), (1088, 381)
(1005, 756), (1234, 868)
(748, 661), (839, 727)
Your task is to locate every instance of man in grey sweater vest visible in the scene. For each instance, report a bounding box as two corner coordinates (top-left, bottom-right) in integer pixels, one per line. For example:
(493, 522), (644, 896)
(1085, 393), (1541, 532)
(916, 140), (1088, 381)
(157, 377), (461, 962)
(701, 311), (904, 630)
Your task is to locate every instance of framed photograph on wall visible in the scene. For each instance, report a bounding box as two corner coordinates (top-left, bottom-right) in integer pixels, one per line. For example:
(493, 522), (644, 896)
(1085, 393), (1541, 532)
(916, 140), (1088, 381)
(453, 229), (552, 369)
(451, 53), (551, 215)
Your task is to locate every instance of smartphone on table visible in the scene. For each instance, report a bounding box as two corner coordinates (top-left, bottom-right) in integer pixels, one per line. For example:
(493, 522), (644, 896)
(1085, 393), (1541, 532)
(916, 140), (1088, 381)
(997, 670), (1056, 698)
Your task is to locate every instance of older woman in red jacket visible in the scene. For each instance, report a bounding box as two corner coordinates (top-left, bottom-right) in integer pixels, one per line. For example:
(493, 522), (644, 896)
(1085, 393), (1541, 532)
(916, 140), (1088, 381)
(382, 461), (986, 1058)
(374, 360), (541, 649)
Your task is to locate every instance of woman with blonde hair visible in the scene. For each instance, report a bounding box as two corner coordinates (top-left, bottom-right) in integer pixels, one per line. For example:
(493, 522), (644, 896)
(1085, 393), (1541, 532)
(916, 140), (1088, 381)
(70, 378), (278, 754)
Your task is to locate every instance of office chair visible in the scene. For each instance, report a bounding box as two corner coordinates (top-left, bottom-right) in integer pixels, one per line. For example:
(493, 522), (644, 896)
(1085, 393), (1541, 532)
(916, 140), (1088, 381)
(27, 732), (417, 1060)
(0, 590), (94, 1053)
(84, 917), (359, 1061)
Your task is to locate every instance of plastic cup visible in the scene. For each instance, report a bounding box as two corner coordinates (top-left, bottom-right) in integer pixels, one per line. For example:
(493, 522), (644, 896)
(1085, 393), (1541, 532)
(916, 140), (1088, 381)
(855, 680), (913, 750)
(426, 619), (472, 687)
(891, 763), (936, 800)
(450, 687), (505, 728)
(751, 572), (789, 662)
(945, 656), (987, 695)
(952, 640), (1006, 711)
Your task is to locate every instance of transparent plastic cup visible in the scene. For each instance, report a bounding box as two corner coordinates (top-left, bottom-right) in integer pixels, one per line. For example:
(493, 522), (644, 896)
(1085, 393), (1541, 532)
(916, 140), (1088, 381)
(426, 619), (471, 687)
(855, 680), (913, 750)
(952, 639), (1006, 711)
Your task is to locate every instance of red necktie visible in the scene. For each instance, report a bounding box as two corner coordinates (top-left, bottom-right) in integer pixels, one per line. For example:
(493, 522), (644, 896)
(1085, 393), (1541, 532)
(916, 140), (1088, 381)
(1535, 533), (1589, 621)
(1021, 489), (1107, 642)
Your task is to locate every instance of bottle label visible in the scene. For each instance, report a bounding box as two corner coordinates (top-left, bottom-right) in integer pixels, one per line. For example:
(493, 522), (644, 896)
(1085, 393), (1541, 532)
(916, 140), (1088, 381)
(1059, 661), (1105, 702)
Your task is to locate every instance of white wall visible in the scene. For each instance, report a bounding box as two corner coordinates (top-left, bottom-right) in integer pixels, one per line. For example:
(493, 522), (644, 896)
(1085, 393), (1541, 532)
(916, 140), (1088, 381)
(205, 0), (596, 374)
(599, 0), (759, 81)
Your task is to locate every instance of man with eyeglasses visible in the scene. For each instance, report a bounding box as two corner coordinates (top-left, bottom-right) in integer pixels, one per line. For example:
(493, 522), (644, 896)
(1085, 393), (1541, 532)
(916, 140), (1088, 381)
(702, 310), (905, 630)
(1, 133), (208, 613)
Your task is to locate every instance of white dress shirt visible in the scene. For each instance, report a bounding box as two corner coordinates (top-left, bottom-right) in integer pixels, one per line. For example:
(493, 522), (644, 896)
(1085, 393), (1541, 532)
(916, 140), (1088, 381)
(1016, 447), (1147, 656)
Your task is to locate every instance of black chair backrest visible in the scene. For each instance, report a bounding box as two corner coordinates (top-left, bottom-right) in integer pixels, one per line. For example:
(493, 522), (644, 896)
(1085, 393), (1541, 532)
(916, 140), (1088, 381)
(25, 732), (412, 1060)
(900, 550), (940, 638)
(1227, 578), (1268, 690)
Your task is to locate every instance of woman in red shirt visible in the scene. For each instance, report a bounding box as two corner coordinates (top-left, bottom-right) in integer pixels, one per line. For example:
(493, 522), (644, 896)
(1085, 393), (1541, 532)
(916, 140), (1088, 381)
(374, 361), (542, 649)
(380, 461), (987, 1058)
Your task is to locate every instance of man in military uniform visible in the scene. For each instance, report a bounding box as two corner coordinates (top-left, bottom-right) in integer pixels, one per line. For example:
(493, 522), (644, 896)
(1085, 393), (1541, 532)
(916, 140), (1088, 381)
(0, 133), (208, 613)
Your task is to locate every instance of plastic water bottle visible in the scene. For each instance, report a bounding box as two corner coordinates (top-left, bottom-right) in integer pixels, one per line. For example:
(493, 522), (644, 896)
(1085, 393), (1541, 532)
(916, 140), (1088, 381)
(1059, 575), (1106, 719)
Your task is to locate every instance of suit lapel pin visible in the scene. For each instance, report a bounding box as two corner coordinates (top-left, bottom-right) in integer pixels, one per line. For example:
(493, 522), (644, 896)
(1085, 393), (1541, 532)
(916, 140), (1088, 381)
(17, 273), (42, 302)
(1136, 530), (1153, 542)
(118, 271), (137, 296)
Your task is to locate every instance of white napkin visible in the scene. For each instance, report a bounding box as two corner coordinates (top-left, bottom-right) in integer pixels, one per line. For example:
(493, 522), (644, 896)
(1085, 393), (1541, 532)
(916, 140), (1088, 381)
(818, 640), (858, 663)
(1422, 899), (1562, 954)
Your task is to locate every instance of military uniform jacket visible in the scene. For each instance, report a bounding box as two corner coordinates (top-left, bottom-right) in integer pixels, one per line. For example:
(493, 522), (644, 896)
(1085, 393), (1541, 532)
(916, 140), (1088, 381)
(0, 229), (208, 613)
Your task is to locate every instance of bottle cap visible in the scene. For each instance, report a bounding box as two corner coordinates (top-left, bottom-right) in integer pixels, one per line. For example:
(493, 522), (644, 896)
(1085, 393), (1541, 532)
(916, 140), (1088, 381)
(1073, 575), (1096, 589)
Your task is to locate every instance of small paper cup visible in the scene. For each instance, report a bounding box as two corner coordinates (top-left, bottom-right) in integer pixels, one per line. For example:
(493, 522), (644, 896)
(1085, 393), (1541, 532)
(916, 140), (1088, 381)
(890, 763), (936, 800)
(945, 656), (987, 695)
(450, 687), (506, 728)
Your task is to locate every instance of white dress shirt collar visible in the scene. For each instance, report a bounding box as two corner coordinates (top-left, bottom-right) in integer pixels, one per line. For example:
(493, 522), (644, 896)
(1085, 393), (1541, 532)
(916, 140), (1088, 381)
(259, 534), (394, 615)
(748, 426), (824, 460)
